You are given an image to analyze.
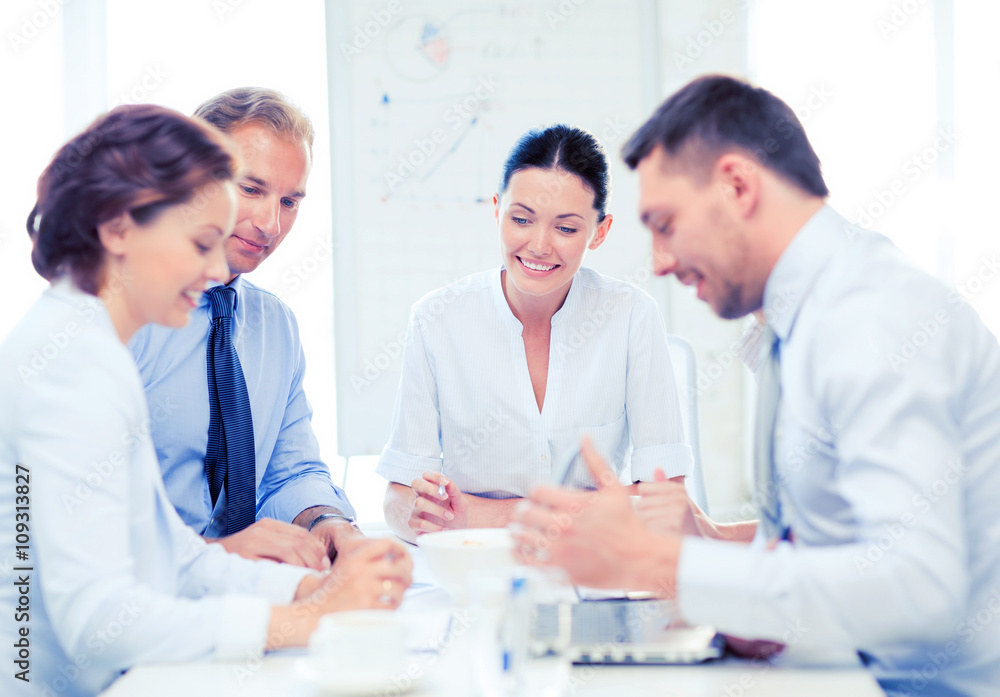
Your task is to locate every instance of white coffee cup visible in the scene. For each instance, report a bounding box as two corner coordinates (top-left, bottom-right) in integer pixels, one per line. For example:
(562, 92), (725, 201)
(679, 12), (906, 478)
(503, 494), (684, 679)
(308, 610), (407, 688)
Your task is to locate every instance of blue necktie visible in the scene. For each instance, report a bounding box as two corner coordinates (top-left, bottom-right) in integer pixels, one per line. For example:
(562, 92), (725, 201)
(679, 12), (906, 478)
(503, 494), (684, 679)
(754, 325), (787, 541)
(204, 286), (257, 535)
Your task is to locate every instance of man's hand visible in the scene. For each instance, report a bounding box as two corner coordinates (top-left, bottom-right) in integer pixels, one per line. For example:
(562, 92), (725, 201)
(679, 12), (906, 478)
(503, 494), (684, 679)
(723, 634), (786, 660)
(210, 518), (331, 571)
(635, 469), (702, 537)
(510, 438), (681, 594)
(298, 507), (367, 562)
(407, 472), (469, 535)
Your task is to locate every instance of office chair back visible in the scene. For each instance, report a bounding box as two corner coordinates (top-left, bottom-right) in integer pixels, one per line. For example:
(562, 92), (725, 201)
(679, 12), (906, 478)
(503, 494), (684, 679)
(666, 333), (709, 514)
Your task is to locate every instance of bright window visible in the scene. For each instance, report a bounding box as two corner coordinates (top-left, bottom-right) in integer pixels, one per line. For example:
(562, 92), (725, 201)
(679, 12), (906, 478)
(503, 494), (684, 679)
(0, 1), (65, 340)
(753, 0), (999, 334)
(0, 0), (342, 484)
(105, 0), (342, 481)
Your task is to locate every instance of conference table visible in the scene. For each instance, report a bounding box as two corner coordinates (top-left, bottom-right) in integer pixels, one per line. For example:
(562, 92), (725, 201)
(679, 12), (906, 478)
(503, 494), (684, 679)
(100, 547), (887, 697)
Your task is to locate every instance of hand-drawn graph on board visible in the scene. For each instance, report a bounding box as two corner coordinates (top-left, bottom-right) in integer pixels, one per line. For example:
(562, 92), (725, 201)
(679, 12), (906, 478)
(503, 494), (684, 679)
(326, 0), (664, 457)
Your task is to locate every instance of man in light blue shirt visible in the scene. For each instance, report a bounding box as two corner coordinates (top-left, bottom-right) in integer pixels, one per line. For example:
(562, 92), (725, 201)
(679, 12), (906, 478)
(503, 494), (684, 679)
(130, 88), (363, 569)
(512, 75), (1000, 696)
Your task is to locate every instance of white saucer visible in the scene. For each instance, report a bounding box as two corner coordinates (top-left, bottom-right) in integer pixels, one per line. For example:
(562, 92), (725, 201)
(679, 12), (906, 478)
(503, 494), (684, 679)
(295, 658), (417, 695)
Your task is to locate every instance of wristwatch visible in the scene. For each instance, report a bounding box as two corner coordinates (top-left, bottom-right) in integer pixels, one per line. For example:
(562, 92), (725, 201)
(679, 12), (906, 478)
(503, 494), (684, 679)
(307, 512), (359, 532)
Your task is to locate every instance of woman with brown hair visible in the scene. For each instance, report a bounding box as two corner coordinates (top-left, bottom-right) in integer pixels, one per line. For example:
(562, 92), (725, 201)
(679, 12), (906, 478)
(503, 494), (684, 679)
(0, 105), (411, 697)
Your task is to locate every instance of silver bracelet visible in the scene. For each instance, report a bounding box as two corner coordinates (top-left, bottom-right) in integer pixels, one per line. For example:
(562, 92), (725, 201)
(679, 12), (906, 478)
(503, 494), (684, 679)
(307, 512), (359, 532)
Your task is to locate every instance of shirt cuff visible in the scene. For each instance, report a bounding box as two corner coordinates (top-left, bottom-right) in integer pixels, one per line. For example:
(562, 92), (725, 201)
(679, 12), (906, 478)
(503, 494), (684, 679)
(376, 447), (442, 486)
(214, 595), (272, 660)
(677, 536), (789, 641)
(257, 476), (357, 523)
(252, 558), (315, 603)
(629, 442), (694, 481)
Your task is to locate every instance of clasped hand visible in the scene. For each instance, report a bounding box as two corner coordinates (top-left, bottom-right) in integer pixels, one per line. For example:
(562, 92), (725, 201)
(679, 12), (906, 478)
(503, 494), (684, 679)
(406, 471), (469, 534)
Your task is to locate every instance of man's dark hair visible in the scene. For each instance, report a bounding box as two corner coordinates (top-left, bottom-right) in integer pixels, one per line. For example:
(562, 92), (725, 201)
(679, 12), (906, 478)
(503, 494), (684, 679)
(622, 75), (829, 197)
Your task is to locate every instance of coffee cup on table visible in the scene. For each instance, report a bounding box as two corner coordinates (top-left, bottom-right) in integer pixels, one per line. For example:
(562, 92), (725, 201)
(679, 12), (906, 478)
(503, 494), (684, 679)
(307, 610), (408, 690)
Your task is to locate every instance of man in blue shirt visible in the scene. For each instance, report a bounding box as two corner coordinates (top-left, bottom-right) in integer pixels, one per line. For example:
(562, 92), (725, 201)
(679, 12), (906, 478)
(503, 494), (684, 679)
(131, 88), (366, 570)
(512, 76), (1000, 696)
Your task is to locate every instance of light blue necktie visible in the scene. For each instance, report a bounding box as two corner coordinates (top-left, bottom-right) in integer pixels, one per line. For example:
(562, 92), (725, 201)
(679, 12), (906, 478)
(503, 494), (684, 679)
(754, 325), (786, 541)
(204, 286), (256, 535)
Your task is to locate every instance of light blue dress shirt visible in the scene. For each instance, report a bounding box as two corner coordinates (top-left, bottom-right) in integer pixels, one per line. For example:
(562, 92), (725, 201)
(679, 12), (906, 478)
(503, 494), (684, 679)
(0, 281), (309, 697)
(377, 266), (693, 497)
(677, 206), (1000, 696)
(129, 276), (353, 536)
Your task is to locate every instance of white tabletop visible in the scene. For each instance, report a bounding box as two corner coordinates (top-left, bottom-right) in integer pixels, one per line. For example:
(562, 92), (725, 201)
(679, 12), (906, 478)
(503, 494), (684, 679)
(100, 654), (884, 697)
(99, 586), (885, 697)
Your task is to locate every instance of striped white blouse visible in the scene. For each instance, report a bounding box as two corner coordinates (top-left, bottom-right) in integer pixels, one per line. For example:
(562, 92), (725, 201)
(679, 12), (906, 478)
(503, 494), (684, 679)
(377, 266), (692, 498)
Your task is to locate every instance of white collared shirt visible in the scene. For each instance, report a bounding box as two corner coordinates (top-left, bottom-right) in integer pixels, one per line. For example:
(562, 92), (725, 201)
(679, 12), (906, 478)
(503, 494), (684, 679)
(678, 206), (1000, 696)
(0, 280), (309, 697)
(377, 267), (692, 497)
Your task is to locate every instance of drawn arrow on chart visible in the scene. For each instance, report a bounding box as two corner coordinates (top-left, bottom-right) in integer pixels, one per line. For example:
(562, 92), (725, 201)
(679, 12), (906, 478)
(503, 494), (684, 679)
(419, 115), (479, 183)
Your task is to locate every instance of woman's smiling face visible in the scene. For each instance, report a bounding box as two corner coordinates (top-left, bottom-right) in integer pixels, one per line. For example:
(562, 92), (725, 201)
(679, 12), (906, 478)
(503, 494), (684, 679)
(495, 166), (611, 303)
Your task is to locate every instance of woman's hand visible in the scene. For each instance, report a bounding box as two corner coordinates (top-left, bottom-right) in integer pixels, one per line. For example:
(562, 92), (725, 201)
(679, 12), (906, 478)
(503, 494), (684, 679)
(634, 469), (703, 537)
(407, 472), (469, 535)
(312, 538), (412, 611)
(272, 539), (413, 649)
(634, 471), (758, 544)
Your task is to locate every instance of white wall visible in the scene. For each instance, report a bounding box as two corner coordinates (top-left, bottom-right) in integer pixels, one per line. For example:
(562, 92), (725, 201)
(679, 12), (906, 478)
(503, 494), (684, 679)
(654, 0), (755, 517)
(2, 0), (990, 525)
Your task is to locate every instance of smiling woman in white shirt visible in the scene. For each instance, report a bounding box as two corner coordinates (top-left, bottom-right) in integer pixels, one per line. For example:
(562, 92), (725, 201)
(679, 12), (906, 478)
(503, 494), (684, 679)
(379, 125), (693, 542)
(0, 105), (411, 697)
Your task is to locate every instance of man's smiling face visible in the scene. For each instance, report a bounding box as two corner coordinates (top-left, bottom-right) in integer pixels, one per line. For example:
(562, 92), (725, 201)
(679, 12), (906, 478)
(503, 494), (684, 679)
(636, 145), (761, 320)
(223, 122), (311, 281)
